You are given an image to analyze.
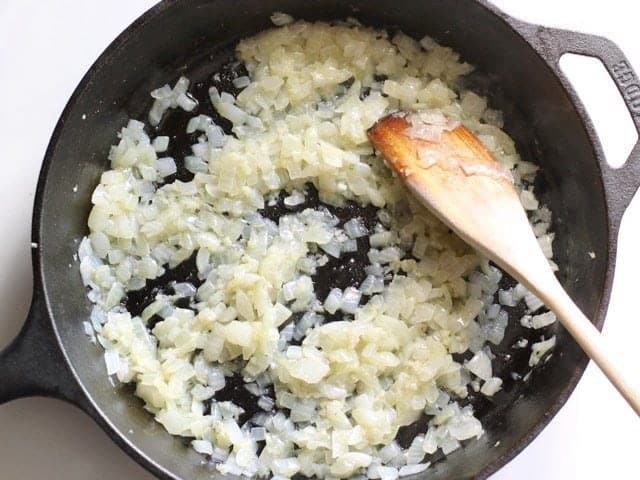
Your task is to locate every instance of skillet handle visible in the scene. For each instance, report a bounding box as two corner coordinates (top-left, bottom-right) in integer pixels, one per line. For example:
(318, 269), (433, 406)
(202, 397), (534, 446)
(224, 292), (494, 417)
(0, 286), (85, 405)
(524, 26), (640, 224)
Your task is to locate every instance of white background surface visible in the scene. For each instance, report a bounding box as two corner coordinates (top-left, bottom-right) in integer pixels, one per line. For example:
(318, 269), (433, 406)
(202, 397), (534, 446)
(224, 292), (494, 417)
(0, 1), (638, 478)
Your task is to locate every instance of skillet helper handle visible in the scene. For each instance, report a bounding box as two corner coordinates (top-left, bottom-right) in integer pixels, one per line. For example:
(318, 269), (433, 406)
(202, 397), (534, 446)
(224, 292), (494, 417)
(529, 27), (640, 222)
(0, 289), (84, 405)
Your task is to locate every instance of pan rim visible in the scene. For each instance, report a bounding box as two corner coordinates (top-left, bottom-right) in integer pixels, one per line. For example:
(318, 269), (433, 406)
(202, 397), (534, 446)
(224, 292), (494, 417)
(31, 1), (614, 479)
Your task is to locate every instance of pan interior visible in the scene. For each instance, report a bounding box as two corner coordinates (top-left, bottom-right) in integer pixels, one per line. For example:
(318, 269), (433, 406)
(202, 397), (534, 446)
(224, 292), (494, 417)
(37, 1), (608, 479)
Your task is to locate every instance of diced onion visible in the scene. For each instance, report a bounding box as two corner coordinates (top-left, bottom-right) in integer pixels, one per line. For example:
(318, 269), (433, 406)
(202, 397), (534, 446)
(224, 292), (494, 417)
(80, 18), (556, 480)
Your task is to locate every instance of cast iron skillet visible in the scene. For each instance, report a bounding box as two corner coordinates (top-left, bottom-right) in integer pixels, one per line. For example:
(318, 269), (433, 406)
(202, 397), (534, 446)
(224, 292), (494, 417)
(2, 1), (640, 479)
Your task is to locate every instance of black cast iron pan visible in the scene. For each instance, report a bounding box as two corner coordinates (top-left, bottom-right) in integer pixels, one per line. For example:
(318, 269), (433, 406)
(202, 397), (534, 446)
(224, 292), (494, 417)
(2, 1), (640, 478)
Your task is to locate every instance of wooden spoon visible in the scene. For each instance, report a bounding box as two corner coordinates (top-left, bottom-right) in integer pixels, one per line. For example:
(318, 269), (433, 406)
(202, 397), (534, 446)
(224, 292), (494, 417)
(368, 112), (640, 415)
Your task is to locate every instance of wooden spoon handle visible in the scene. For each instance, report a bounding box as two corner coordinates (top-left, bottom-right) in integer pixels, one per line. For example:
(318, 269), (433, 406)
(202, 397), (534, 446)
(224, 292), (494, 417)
(530, 277), (640, 415)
